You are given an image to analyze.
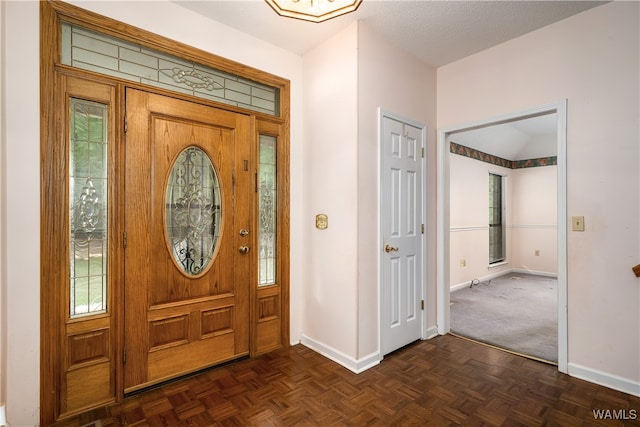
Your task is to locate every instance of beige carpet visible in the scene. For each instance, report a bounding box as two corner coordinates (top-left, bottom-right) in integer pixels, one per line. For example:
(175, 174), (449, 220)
(450, 273), (557, 363)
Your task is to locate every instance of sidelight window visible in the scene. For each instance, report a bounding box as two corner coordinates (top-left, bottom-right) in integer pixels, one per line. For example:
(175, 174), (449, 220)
(69, 98), (109, 317)
(258, 135), (277, 286)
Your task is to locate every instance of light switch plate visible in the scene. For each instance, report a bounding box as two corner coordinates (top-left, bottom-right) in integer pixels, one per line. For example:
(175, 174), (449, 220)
(572, 216), (585, 231)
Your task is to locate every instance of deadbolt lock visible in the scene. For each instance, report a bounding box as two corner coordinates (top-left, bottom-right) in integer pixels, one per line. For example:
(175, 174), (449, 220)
(239, 228), (249, 236)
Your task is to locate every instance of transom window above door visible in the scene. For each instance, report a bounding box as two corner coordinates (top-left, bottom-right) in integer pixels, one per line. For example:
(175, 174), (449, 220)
(61, 23), (280, 116)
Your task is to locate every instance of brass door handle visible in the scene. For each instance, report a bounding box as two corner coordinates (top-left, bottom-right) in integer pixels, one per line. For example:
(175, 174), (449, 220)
(239, 246), (250, 254)
(385, 244), (398, 253)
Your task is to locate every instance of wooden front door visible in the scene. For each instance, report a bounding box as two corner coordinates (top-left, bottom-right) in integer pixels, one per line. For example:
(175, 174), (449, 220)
(124, 89), (252, 392)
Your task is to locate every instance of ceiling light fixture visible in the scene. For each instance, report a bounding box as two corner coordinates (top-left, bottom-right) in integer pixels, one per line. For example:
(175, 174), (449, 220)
(265, 0), (363, 23)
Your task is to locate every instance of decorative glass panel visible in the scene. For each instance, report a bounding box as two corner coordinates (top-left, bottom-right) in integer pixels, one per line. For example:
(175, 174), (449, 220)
(259, 135), (277, 286)
(70, 99), (108, 317)
(166, 146), (221, 276)
(61, 22), (279, 116)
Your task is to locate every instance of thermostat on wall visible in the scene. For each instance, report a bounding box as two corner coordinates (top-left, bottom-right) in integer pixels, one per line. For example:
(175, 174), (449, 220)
(315, 214), (328, 230)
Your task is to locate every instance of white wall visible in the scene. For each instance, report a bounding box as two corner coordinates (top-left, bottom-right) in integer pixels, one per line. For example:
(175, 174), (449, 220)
(2, 1), (305, 424)
(357, 23), (437, 357)
(439, 1), (640, 392)
(3, 2), (40, 424)
(449, 154), (512, 286)
(301, 23), (360, 358)
(300, 21), (437, 365)
(0, 0), (5, 408)
(511, 165), (557, 274)
(449, 154), (557, 288)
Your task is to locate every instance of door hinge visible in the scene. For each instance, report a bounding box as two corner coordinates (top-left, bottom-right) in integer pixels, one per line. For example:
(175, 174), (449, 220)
(421, 224), (424, 234)
(122, 348), (127, 364)
(124, 114), (128, 133)
(123, 231), (127, 249)
(421, 300), (424, 310)
(421, 147), (424, 158)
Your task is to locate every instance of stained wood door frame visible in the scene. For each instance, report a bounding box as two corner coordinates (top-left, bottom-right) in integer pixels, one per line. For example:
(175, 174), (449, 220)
(40, 1), (290, 424)
(436, 100), (568, 373)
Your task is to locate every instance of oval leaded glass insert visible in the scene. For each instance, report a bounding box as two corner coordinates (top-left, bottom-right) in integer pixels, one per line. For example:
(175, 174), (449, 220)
(166, 146), (222, 276)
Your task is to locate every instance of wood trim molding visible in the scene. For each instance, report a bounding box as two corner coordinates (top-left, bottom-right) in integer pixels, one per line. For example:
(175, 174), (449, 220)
(40, 2), (62, 422)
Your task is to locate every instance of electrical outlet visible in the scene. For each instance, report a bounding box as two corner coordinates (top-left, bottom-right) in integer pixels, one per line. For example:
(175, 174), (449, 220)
(460, 259), (466, 267)
(572, 216), (585, 232)
(535, 249), (540, 256)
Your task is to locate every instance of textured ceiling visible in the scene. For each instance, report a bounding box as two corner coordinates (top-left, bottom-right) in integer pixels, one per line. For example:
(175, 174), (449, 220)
(173, 0), (606, 67)
(172, 0), (604, 159)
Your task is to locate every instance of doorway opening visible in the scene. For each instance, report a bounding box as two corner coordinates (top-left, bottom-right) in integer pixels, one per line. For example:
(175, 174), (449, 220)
(436, 101), (568, 372)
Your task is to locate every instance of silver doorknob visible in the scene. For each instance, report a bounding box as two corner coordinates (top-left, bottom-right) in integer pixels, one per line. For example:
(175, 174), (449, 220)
(239, 246), (250, 254)
(385, 244), (398, 253)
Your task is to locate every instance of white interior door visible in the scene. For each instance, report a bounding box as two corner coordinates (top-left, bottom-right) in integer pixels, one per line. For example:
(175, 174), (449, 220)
(380, 112), (425, 356)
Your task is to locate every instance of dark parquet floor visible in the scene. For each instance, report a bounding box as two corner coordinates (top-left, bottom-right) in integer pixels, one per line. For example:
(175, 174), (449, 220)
(55, 335), (640, 426)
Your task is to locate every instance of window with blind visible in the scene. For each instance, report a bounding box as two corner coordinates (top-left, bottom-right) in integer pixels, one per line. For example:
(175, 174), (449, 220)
(489, 173), (505, 264)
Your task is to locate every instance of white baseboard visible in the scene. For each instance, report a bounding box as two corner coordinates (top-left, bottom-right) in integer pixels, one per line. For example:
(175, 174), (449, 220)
(301, 329), (441, 373)
(424, 325), (439, 339)
(300, 334), (380, 374)
(568, 363), (640, 397)
(451, 268), (558, 292)
(450, 269), (509, 292)
(451, 281), (472, 292)
(511, 268), (557, 278)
